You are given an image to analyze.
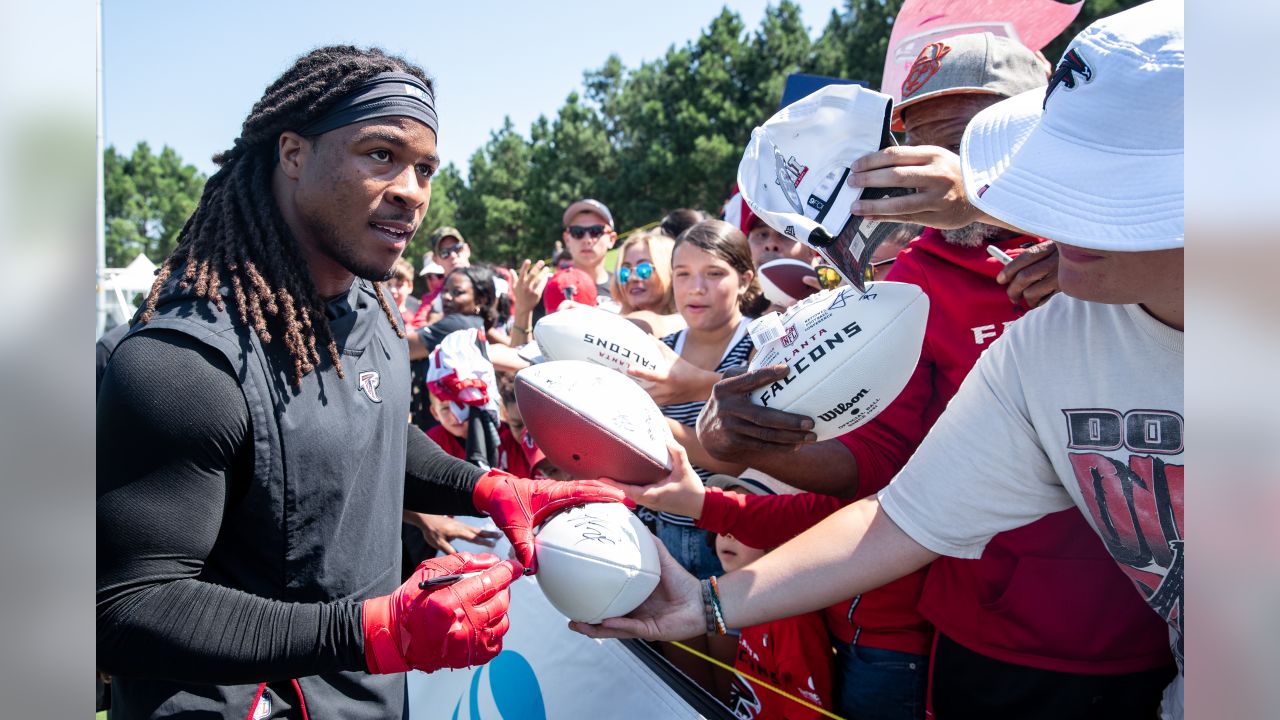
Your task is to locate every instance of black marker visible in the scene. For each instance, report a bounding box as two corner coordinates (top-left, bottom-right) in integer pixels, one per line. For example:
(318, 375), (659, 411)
(418, 570), (483, 590)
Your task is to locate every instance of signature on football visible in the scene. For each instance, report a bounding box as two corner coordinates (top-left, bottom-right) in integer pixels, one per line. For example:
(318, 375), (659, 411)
(570, 515), (620, 545)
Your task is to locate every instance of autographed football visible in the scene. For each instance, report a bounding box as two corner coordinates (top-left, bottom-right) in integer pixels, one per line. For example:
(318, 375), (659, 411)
(534, 502), (661, 624)
(515, 360), (673, 483)
(534, 305), (667, 380)
(747, 283), (928, 441)
(757, 258), (820, 307)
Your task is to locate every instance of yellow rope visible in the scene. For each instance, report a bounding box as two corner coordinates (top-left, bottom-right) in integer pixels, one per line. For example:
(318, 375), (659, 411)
(669, 640), (846, 720)
(616, 219), (663, 240)
(604, 219), (663, 272)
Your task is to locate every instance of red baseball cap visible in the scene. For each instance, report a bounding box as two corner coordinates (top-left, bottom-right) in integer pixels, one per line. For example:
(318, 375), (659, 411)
(542, 267), (598, 313)
(722, 183), (763, 235)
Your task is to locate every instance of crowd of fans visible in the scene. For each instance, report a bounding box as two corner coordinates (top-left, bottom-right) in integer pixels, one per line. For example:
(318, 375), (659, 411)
(97, 3), (1182, 717)
(399, 5), (1184, 716)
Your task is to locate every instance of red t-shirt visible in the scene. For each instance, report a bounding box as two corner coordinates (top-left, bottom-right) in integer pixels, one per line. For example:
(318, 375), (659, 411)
(425, 423), (532, 478)
(727, 613), (833, 720)
(698, 487), (930, 655)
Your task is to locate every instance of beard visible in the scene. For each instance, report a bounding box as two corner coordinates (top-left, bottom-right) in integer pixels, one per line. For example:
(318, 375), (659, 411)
(941, 222), (1002, 248)
(304, 215), (400, 282)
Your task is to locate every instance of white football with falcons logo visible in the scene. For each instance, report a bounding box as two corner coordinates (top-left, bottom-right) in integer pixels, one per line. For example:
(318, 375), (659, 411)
(747, 283), (928, 441)
(533, 305), (668, 381)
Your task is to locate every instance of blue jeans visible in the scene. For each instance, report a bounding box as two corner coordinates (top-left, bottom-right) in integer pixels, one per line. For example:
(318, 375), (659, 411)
(834, 642), (928, 720)
(654, 519), (724, 580)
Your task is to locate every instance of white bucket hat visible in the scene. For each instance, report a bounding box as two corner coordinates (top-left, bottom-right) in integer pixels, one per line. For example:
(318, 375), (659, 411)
(960, 0), (1183, 251)
(737, 84), (895, 248)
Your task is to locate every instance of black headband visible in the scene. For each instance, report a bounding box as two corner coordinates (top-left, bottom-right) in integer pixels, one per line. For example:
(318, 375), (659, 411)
(297, 71), (438, 138)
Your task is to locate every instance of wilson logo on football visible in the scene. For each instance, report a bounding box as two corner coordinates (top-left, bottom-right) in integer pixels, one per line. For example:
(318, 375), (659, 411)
(818, 388), (870, 422)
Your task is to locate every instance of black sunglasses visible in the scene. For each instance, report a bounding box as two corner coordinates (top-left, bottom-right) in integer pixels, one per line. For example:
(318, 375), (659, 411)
(567, 224), (606, 240)
(438, 244), (466, 257)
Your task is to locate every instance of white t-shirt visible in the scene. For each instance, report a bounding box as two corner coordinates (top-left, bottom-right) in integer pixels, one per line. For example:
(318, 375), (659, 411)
(878, 294), (1184, 718)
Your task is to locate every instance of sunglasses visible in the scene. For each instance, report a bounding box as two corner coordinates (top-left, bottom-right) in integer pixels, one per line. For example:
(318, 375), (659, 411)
(617, 261), (655, 284)
(437, 244), (466, 257)
(816, 265), (843, 290)
(567, 224), (606, 240)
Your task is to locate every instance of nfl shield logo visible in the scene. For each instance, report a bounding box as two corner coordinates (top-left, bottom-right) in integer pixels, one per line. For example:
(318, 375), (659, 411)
(780, 325), (800, 347)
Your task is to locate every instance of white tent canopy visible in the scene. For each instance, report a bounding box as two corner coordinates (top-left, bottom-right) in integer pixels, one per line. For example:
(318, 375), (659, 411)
(100, 253), (156, 329)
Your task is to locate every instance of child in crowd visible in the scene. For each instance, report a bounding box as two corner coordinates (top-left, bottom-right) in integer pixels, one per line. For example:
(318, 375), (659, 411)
(653, 218), (771, 698)
(707, 473), (833, 720)
(655, 219), (770, 578)
(495, 372), (567, 481)
(424, 329), (536, 477)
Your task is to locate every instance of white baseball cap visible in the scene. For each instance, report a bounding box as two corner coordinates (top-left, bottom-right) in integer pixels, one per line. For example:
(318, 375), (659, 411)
(960, 0), (1183, 251)
(418, 259), (446, 277)
(705, 468), (801, 496)
(737, 84), (895, 248)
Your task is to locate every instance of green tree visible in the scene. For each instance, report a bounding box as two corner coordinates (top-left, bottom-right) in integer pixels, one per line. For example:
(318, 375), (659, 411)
(1043, 0), (1149, 66)
(456, 118), (533, 265)
(404, 162), (464, 271)
(604, 8), (756, 227)
(104, 142), (206, 267)
(590, 3), (818, 231)
(524, 92), (617, 257)
(741, 0), (814, 116)
(805, 0), (904, 89)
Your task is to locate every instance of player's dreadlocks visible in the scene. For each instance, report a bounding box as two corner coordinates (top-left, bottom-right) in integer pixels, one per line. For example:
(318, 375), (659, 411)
(138, 46), (428, 386)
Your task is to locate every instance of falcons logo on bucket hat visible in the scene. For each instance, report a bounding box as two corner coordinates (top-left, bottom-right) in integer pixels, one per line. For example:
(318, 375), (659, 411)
(1044, 48), (1093, 107)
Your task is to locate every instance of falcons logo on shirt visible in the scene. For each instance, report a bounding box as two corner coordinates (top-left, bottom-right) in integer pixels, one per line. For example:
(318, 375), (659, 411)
(358, 371), (382, 403)
(727, 674), (763, 719)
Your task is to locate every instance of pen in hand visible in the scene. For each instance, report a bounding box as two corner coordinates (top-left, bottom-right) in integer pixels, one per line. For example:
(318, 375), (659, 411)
(418, 570), (484, 590)
(987, 245), (1014, 266)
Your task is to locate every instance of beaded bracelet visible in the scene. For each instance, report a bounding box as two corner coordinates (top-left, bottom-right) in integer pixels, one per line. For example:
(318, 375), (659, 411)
(700, 578), (717, 634)
(707, 575), (727, 635)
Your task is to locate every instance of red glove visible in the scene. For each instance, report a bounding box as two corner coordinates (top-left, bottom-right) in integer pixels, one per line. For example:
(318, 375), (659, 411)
(472, 470), (628, 572)
(362, 552), (523, 675)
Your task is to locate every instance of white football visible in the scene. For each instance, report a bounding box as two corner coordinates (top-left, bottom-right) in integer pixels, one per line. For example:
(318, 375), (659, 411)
(748, 282), (928, 441)
(535, 502), (661, 623)
(534, 305), (668, 380)
(515, 360), (673, 484)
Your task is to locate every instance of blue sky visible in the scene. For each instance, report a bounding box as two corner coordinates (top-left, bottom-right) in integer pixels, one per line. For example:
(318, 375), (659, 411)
(104, 1), (844, 179)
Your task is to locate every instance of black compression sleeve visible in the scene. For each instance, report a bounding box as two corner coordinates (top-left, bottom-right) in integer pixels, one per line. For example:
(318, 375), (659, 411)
(404, 422), (485, 515)
(96, 330), (365, 683)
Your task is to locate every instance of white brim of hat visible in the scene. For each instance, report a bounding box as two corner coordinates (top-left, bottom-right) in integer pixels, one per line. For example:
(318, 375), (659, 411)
(705, 469), (800, 496)
(961, 89), (1183, 251)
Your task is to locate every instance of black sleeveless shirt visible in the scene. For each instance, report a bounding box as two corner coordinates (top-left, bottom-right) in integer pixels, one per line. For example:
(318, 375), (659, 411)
(105, 280), (411, 719)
